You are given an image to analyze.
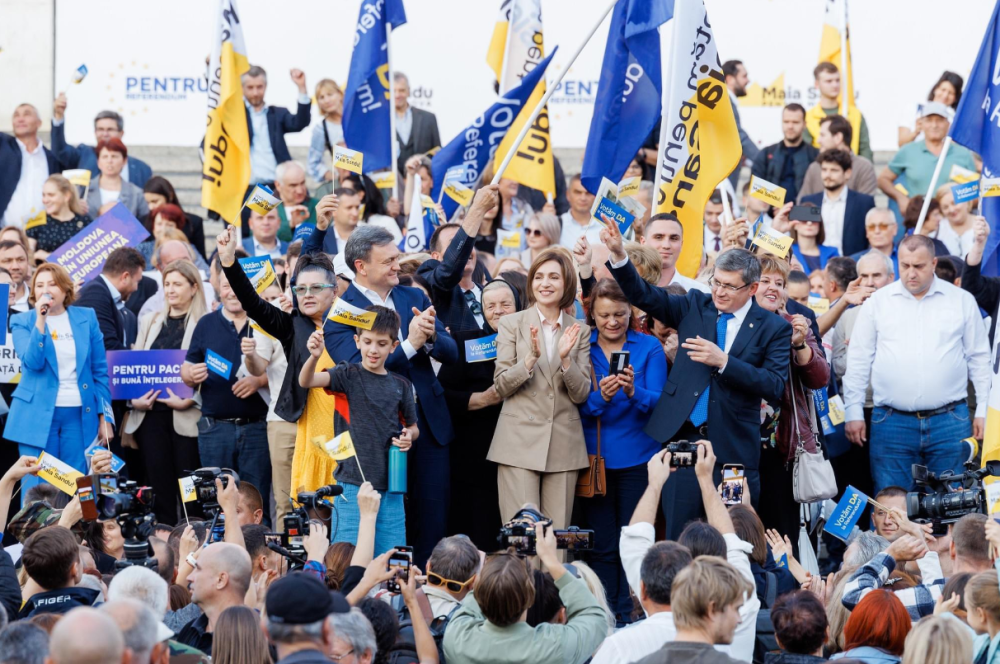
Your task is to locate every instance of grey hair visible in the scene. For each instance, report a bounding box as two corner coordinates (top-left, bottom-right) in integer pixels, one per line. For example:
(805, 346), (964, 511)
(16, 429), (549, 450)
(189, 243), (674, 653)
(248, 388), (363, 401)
(242, 65), (267, 83)
(108, 566), (170, 619)
(94, 110), (124, 132)
(858, 249), (895, 277)
(275, 160), (307, 185)
(100, 599), (161, 664)
(844, 531), (890, 567)
(393, 71), (409, 87)
(864, 207), (895, 226)
(266, 617), (329, 645)
(330, 609), (378, 660)
(713, 248), (761, 285)
(0, 622), (49, 664)
(345, 225), (395, 271)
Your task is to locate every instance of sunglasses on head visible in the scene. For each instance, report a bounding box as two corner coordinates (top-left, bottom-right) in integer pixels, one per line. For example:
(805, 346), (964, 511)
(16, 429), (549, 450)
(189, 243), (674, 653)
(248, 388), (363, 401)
(426, 571), (475, 593)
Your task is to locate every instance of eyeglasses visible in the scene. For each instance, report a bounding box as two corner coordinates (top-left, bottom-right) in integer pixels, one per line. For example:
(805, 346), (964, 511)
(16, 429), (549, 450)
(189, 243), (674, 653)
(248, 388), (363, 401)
(526, 228), (544, 237)
(709, 277), (751, 293)
(866, 222), (893, 231)
(426, 571), (476, 593)
(330, 649), (355, 662)
(292, 284), (336, 296)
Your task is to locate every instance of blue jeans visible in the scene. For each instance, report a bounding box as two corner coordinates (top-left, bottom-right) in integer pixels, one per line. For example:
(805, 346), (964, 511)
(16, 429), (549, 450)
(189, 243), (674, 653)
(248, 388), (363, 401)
(20, 407), (86, 503)
(331, 481), (406, 556)
(870, 403), (972, 492)
(197, 417), (271, 525)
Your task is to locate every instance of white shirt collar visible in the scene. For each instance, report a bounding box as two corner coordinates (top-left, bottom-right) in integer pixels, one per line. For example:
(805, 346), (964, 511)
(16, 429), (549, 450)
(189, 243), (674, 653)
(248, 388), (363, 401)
(245, 100), (268, 115)
(535, 305), (561, 329)
(253, 236), (278, 254)
(355, 281), (394, 308)
(15, 137), (43, 156)
(823, 186), (848, 204)
(100, 274), (123, 305)
(889, 275), (944, 301)
(727, 295), (754, 326)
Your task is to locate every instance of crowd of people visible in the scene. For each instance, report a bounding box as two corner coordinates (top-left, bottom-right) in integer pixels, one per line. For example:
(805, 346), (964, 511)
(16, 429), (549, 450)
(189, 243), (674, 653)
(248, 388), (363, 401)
(0, 35), (998, 664)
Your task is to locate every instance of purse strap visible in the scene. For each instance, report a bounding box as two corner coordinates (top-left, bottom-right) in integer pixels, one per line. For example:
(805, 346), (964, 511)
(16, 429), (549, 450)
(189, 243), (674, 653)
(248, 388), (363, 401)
(590, 364), (601, 458)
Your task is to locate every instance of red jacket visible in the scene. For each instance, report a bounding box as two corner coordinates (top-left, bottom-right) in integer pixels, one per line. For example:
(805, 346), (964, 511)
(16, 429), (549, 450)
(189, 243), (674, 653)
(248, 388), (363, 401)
(776, 313), (830, 463)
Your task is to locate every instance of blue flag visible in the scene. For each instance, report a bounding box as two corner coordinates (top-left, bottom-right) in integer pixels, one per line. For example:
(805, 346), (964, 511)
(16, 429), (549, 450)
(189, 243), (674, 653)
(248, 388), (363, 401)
(431, 50), (557, 221)
(949, 0), (1000, 274)
(580, 0), (672, 194)
(823, 485), (870, 541)
(342, 0), (408, 173)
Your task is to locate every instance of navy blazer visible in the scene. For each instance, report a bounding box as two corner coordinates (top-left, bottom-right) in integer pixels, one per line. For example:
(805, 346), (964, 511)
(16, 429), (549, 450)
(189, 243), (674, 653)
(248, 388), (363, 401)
(241, 237), (290, 258)
(245, 101), (311, 167)
(0, 133), (62, 221)
(73, 276), (127, 351)
(49, 122), (152, 188)
(300, 224), (339, 257)
(323, 282), (458, 446)
(800, 190), (876, 258)
(416, 228), (482, 334)
(609, 258), (792, 470)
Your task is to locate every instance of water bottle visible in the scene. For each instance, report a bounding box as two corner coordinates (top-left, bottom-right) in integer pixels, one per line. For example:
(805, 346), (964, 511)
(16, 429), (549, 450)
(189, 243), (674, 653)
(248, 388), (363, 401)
(388, 446), (407, 494)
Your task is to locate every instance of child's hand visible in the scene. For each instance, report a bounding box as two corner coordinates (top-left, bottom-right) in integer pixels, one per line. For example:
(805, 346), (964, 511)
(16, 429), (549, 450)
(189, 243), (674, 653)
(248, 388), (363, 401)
(392, 429), (412, 451)
(306, 330), (324, 358)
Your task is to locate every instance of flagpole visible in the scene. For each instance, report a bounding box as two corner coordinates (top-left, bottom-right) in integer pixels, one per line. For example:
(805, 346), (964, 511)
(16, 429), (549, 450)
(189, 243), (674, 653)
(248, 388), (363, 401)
(914, 136), (952, 234)
(840, 0), (849, 117)
(387, 22), (399, 196)
(491, 0), (620, 185)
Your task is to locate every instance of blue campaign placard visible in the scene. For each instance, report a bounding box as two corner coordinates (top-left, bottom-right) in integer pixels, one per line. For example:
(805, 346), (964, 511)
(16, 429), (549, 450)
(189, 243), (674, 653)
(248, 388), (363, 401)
(106, 349), (194, 400)
(823, 485), (869, 541)
(0, 284), (8, 345)
(84, 440), (126, 473)
(101, 398), (115, 427)
(205, 349), (233, 379)
(594, 197), (636, 235)
(47, 202), (150, 284)
(952, 181), (980, 204)
(465, 334), (498, 363)
(292, 224), (316, 243)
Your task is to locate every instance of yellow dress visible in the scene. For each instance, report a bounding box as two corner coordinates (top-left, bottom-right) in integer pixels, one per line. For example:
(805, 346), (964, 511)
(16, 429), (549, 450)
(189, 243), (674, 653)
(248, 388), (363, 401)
(290, 344), (337, 495)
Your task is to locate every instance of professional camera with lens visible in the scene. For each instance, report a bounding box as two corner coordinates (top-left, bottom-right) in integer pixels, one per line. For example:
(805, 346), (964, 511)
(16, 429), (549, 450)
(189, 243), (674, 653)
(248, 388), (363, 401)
(498, 507), (594, 556)
(666, 440), (698, 467)
(274, 485), (344, 569)
(189, 467), (239, 513)
(77, 474), (158, 571)
(906, 461), (1000, 535)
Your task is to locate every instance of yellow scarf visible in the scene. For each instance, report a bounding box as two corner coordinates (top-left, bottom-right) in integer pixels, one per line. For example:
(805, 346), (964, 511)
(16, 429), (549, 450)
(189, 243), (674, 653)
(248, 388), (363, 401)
(806, 104), (862, 155)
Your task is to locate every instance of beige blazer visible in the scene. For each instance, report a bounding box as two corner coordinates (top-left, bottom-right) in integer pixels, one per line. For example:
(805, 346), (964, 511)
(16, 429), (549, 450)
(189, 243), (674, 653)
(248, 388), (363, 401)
(488, 308), (591, 473)
(124, 310), (202, 438)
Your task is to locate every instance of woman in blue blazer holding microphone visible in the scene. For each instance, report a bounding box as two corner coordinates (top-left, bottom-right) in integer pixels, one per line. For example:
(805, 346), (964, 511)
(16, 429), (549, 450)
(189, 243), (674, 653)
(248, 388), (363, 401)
(4, 262), (112, 495)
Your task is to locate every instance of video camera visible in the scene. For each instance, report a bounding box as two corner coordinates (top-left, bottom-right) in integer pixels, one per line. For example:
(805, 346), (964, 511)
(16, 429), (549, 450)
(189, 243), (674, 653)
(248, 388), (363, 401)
(906, 460), (1000, 535)
(270, 485), (344, 570)
(498, 507), (594, 556)
(76, 473), (157, 571)
(187, 467), (239, 513)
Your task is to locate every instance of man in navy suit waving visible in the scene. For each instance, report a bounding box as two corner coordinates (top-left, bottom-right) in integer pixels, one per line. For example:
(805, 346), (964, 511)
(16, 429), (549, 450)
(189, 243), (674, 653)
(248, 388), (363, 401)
(603, 216), (792, 538)
(324, 224), (460, 566)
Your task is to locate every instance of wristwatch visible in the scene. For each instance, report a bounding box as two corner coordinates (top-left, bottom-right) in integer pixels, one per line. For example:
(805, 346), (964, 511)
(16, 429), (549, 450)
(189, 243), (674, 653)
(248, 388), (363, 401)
(185, 553), (199, 568)
(792, 343), (807, 351)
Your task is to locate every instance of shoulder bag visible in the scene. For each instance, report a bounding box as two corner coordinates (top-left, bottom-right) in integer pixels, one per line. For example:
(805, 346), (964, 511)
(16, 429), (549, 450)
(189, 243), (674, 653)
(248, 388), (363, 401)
(791, 379), (837, 503)
(576, 365), (606, 498)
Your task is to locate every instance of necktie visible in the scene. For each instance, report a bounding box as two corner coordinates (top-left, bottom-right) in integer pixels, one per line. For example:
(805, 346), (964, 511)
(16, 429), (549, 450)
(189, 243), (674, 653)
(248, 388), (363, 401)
(688, 312), (735, 427)
(714, 235), (721, 252)
(464, 289), (482, 318)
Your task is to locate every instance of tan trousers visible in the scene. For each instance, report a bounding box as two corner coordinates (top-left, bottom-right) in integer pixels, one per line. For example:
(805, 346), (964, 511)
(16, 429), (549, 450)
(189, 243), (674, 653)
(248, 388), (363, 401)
(497, 465), (579, 530)
(268, 420), (298, 529)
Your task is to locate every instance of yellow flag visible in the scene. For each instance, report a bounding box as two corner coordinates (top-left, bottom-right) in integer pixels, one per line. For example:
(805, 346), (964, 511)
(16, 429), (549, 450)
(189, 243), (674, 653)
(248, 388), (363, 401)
(325, 431), (357, 461)
(490, 0), (555, 198)
(653, 0), (741, 277)
(23, 209), (46, 231)
(818, 0), (855, 117)
(201, 0), (251, 227)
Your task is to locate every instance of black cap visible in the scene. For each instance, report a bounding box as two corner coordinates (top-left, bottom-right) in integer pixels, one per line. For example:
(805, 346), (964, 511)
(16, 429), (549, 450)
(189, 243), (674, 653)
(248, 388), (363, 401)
(265, 572), (351, 624)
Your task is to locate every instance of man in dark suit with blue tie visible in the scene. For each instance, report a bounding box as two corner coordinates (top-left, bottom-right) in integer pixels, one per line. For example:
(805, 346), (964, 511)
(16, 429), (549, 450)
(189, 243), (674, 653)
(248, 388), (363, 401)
(324, 225), (458, 566)
(603, 217), (792, 538)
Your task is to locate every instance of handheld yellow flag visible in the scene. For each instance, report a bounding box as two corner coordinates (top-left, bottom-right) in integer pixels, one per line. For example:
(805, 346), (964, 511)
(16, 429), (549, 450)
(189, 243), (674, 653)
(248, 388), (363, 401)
(490, 0), (555, 199)
(653, 0), (741, 277)
(328, 298), (377, 330)
(244, 184), (280, 215)
(37, 452), (84, 496)
(201, 0), (251, 227)
(325, 431), (357, 461)
(23, 209), (46, 231)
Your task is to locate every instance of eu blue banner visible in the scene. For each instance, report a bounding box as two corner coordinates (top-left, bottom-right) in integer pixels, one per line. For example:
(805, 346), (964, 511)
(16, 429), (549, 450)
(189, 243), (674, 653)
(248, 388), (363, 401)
(106, 349), (194, 400)
(580, 0), (672, 195)
(430, 50), (557, 220)
(823, 485), (870, 541)
(342, 0), (408, 173)
(48, 203), (150, 284)
(949, 0), (1000, 274)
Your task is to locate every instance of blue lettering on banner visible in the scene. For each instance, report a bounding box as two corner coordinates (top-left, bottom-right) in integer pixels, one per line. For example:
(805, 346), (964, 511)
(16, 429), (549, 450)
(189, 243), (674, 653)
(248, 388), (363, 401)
(206, 350), (232, 380)
(823, 485), (869, 541)
(953, 181), (980, 204)
(124, 76), (208, 101)
(594, 197), (635, 234)
(814, 387), (835, 436)
(465, 334), (498, 363)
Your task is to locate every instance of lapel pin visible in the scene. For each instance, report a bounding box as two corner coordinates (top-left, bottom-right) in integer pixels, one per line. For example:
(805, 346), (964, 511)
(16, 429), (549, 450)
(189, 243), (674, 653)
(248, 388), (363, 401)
(749, 323), (754, 328)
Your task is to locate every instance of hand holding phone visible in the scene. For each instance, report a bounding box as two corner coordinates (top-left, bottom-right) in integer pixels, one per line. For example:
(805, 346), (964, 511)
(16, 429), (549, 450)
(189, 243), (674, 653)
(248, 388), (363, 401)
(720, 464), (745, 505)
(386, 546), (413, 593)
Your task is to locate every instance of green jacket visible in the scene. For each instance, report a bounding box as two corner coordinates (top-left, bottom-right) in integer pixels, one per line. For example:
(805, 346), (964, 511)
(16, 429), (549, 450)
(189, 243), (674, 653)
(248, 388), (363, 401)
(442, 573), (608, 664)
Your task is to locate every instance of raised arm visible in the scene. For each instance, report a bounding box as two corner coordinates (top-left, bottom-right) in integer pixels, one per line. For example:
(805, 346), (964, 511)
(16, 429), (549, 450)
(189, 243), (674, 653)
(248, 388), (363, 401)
(421, 186), (499, 293)
(217, 226), (294, 343)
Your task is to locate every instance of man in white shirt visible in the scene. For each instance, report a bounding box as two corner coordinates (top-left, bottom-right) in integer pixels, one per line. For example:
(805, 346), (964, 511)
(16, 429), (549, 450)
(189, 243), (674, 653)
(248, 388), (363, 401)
(242, 208), (288, 260)
(558, 174), (600, 249)
(1, 104), (53, 227)
(613, 442), (759, 664)
(844, 234), (990, 492)
(703, 194), (726, 257)
(642, 214), (711, 292)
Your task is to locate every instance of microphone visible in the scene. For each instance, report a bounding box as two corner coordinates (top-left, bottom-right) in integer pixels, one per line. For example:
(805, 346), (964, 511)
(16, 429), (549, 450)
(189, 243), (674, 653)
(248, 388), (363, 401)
(315, 484), (345, 498)
(39, 293), (52, 316)
(267, 541), (307, 566)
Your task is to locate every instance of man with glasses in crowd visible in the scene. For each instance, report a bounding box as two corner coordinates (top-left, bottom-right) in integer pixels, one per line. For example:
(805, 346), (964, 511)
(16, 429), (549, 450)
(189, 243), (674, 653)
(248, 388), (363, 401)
(602, 217), (792, 538)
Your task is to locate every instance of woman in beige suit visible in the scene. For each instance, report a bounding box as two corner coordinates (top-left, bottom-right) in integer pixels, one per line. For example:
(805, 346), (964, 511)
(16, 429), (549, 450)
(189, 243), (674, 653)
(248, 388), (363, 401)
(125, 259), (206, 524)
(489, 247), (591, 529)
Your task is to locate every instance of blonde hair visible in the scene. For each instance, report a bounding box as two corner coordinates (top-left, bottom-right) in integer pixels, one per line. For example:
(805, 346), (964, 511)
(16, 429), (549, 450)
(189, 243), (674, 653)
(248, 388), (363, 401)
(902, 615), (973, 664)
(967, 569), (1000, 621)
(568, 561), (615, 635)
(527, 213), (561, 247)
(45, 175), (86, 217)
(155, 227), (189, 248)
(315, 78), (344, 123)
(757, 254), (791, 281)
(625, 242), (662, 285)
(493, 257), (526, 278)
(825, 568), (856, 652)
(160, 259), (206, 329)
(671, 556), (754, 630)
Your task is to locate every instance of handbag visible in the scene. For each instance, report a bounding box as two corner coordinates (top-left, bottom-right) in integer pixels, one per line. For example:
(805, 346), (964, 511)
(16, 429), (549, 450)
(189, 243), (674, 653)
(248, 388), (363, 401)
(790, 380), (837, 503)
(576, 366), (607, 498)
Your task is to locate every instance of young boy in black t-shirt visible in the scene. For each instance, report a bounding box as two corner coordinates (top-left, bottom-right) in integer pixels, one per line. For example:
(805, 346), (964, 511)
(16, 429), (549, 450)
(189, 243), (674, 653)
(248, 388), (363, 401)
(299, 305), (417, 552)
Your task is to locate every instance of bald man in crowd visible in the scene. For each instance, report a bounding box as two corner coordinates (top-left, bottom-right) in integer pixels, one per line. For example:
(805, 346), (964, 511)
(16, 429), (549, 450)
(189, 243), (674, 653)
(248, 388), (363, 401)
(46, 607), (127, 664)
(174, 542), (252, 655)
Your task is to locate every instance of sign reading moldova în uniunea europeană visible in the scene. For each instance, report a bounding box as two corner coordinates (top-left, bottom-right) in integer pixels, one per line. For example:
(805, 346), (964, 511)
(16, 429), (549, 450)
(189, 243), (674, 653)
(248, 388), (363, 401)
(47, 203), (150, 284)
